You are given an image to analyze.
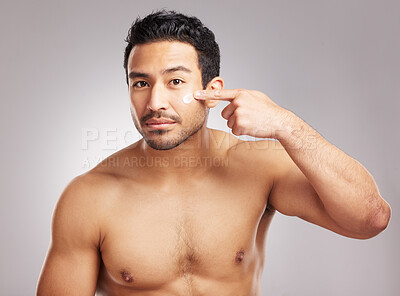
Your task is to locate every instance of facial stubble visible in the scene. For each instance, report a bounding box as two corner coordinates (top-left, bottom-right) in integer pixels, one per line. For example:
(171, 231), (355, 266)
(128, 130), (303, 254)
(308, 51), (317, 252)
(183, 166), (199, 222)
(131, 107), (209, 150)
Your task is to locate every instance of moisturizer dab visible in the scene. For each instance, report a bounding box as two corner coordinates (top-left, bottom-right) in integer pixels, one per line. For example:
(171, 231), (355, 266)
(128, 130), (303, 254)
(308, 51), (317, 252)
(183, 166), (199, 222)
(182, 93), (194, 104)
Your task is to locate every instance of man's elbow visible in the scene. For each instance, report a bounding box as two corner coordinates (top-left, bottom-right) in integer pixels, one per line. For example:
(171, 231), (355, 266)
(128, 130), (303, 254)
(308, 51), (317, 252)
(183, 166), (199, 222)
(363, 198), (391, 239)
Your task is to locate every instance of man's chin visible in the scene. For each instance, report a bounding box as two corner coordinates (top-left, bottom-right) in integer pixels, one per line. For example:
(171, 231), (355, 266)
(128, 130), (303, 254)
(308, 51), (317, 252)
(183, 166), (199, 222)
(143, 137), (183, 151)
(140, 129), (178, 150)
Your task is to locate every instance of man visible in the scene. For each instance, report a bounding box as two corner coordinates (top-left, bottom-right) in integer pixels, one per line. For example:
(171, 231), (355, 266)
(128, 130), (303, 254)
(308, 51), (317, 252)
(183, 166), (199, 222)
(37, 9), (391, 296)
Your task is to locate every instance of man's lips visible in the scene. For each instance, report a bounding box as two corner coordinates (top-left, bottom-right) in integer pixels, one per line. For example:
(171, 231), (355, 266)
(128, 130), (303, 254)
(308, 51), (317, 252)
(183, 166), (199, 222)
(144, 118), (176, 130)
(145, 118), (176, 125)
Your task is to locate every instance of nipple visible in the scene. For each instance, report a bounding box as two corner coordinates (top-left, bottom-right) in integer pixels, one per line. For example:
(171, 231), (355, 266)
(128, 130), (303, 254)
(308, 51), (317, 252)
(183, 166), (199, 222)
(182, 93), (194, 104)
(121, 271), (134, 283)
(235, 250), (245, 263)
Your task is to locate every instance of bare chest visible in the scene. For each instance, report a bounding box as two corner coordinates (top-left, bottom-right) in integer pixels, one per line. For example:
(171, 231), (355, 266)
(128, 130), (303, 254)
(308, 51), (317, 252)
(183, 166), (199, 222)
(98, 175), (272, 291)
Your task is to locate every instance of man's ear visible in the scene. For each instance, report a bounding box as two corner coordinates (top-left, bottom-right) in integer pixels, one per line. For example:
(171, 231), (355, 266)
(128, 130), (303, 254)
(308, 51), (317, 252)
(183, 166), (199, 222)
(203, 77), (224, 108)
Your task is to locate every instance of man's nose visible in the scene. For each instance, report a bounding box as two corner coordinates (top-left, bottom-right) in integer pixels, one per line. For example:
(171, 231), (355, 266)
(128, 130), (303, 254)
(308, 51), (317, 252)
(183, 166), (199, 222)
(146, 84), (169, 111)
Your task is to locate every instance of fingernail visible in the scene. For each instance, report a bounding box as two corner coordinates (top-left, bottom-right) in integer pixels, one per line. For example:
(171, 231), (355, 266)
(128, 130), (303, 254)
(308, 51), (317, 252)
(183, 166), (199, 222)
(194, 91), (203, 98)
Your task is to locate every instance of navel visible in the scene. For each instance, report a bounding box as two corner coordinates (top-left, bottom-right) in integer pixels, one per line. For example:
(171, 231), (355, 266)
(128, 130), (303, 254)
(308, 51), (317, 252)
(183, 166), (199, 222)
(235, 250), (245, 263)
(121, 271), (134, 283)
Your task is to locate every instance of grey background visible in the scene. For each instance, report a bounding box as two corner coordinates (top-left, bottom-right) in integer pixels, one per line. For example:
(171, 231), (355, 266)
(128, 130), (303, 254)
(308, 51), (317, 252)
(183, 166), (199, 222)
(0, 0), (399, 295)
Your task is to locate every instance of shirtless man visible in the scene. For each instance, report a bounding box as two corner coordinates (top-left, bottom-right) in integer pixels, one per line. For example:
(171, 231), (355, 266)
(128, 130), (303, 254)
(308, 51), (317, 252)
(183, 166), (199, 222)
(36, 10), (391, 296)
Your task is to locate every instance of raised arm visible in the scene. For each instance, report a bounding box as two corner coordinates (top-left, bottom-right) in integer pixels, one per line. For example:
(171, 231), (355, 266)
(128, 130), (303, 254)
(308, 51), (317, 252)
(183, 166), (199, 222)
(37, 175), (101, 295)
(194, 88), (391, 239)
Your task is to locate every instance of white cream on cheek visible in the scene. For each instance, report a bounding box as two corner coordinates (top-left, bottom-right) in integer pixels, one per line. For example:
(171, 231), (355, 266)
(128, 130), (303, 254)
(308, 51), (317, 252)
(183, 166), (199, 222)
(182, 93), (194, 104)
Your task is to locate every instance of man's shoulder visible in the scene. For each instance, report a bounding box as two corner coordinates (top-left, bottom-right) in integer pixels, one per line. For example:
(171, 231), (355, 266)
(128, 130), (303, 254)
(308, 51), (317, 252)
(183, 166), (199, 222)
(224, 137), (289, 179)
(57, 169), (123, 215)
(49, 172), (111, 251)
(227, 138), (285, 159)
(68, 170), (121, 195)
(208, 129), (282, 154)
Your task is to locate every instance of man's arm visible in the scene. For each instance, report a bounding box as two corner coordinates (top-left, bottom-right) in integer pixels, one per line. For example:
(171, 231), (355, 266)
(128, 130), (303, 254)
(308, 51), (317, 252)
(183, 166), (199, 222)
(37, 175), (101, 295)
(194, 88), (391, 239)
(268, 113), (391, 239)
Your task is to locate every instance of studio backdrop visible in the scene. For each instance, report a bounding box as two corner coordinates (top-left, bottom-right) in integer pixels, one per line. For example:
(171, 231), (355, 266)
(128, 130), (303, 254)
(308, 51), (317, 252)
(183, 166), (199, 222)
(0, 0), (399, 295)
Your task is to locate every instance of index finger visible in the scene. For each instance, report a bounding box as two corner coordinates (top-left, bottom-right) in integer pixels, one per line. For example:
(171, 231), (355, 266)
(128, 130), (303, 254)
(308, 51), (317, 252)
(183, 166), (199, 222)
(193, 89), (240, 101)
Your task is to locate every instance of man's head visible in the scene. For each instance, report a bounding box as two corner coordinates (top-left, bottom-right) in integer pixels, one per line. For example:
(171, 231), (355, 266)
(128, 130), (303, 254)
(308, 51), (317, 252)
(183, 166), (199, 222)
(124, 9), (220, 89)
(124, 10), (223, 150)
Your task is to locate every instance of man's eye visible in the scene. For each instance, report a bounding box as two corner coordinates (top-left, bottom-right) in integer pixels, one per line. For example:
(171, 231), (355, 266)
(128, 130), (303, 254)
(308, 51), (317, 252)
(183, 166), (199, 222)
(170, 79), (183, 86)
(133, 81), (148, 88)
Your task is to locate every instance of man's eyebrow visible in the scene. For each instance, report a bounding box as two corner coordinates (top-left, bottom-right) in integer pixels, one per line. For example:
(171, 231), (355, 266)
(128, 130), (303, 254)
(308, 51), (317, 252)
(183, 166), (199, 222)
(128, 66), (192, 80)
(162, 66), (192, 75)
(128, 71), (149, 80)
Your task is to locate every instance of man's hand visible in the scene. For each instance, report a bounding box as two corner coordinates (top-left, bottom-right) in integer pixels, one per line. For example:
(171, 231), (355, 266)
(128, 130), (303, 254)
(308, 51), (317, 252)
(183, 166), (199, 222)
(193, 89), (291, 138)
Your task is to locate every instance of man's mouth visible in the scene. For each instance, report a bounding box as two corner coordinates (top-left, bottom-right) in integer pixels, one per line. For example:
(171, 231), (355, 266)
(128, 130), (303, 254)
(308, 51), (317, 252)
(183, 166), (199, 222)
(144, 118), (176, 130)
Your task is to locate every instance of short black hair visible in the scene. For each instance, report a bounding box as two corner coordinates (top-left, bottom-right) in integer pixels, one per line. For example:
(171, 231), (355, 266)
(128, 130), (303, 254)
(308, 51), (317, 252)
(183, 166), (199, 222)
(123, 9), (220, 89)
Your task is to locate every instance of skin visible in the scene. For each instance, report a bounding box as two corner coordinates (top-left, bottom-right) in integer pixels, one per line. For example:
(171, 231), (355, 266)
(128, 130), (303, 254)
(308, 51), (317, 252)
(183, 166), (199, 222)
(36, 41), (391, 296)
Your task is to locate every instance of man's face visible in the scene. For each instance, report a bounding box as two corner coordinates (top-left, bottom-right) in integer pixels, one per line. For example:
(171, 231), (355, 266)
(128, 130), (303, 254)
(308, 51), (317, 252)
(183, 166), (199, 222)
(127, 41), (208, 150)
